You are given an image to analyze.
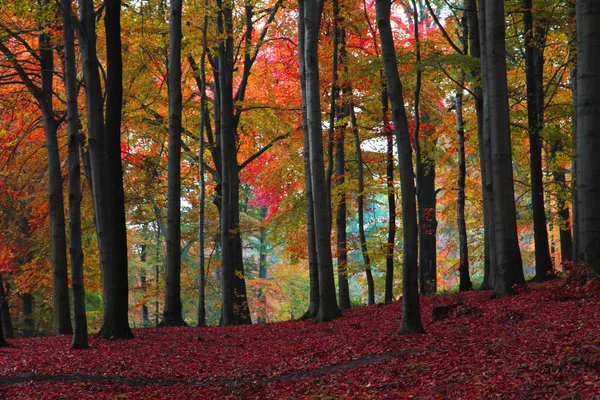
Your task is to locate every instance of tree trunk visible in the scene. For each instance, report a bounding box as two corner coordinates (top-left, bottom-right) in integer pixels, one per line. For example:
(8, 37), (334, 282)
(140, 245), (150, 326)
(62, 0), (88, 348)
(382, 87), (396, 304)
(576, 0), (600, 274)
(457, 16), (472, 292)
(456, 87), (472, 293)
(22, 293), (34, 337)
(161, 0), (186, 327)
(472, 0), (497, 290)
(523, 0), (552, 281)
(99, 0), (134, 338)
(484, 0), (524, 297)
(412, 3), (437, 296)
(304, 0), (342, 323)
(335, 23), (351, 310)
(0, 275), (12, 340)
(376, 0), (424, 334)
(352, 108), (375, 305)
(38, 13), (72, 336)
(298, 0), (319, 319)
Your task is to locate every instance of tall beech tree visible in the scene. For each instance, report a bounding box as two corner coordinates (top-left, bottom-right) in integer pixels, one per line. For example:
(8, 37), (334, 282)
(376, 0), (424, 333)
(523, 0), (552, 281)
(483, 0), (524, 297)
(0, 7), (72, 335)
(413, 0), (437, 296)
(78, 0), (133, 338)
(62, 0), (88, 349)
(304, 0), (342, 323)
(576, 0), (600, 274)
(162, 0), (186, 327)
(298, 0), (319, 319)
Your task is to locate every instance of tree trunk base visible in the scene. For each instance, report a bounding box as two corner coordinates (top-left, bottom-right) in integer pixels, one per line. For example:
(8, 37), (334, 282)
(97, 324), (134, 339)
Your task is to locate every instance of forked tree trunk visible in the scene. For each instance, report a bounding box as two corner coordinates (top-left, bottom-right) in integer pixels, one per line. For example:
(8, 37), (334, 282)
(62, 0), (88, 348)
(484, 0), (524, 297)
(298, 0), (319, 319)
(304, 0), (342, 323)
(576, 0), (600, 274)
(473, 0), (497, 290)
(376, 0), (424, 334)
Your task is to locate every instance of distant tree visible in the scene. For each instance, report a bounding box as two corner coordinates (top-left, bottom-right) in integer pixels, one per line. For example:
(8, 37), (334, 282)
(576, 0), (600, 274)
(376, 0), (424, 333)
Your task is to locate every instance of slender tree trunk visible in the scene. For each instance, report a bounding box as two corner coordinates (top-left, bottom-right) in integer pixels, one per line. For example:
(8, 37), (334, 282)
(62, 0), (88, 348)
(298, 0), (319, 319)
(376, 0), (424, 334)
(484, 0), (524, 297)
(257, 207), (268, 323)
(197, 48), (208, 329)
(305, 0), (342, 323)
(161, 0), (186, 327)
(412, 1), (437, 296)
(0, 275), (11, 342)
(383, 86), (396, 303)
(352, 108), (375, 305)
(576, 0), (600, 274)
(22, 293), (34, 337)
(457, 15), (472, 292)
(334, 21), (351, 310)
(140, 244), (150, 326)
(569, 7), (579, 261)
(523, 0), (552, 281)
(38, 15), (73, 336)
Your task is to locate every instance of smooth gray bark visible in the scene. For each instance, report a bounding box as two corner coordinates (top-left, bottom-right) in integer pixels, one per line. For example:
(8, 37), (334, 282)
(162, 0), (186, 327)
(304, 0), (342, 323)
(484, 0), (524, 297)
(298, 0), (319, 319)
(376, 0), (424, 334)
(576, 0), (600, 273)
(62, 0), (88, 348)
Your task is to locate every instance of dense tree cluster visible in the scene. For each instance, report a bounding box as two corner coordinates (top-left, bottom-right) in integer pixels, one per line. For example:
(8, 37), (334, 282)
(0, 0), (597, 344)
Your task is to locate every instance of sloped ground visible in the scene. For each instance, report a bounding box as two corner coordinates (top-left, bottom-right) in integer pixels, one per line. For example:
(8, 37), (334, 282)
(1, 281), (599, 399)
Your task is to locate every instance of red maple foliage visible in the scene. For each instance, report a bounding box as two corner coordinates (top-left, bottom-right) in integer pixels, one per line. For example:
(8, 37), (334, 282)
(1, 282), (599, 399)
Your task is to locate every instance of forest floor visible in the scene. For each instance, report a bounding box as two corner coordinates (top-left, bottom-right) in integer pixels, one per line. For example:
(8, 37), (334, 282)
(1, 279), (599, 399)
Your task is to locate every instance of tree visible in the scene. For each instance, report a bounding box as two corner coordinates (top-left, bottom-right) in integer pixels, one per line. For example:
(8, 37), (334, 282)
(413, 0), (438, 296)
(78, 0), (133, 338)
(61, 0), (88, 349)
(304, 0), (342, 323)
(161, 0), (186, 327)
(576, 0), (600, 274)
(483, 0), (525, 297)
(376, 0), (424, 333)
(0, 4), (72, 335)
(523, 0), (552, 281)
(298, 0), (320, 319)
